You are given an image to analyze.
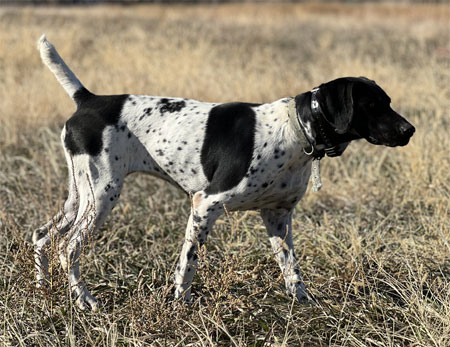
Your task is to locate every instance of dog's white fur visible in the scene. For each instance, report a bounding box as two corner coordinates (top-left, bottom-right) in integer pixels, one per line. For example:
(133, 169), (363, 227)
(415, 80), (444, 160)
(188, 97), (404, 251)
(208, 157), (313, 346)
(38, 35), (83, 99)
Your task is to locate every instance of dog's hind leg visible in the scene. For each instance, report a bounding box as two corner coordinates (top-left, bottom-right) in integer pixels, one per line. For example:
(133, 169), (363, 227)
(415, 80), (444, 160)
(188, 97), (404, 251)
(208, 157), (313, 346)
(260, 208), (308, 302)
(61, 157), (125, 311)
(33, 152), (79, 288)
(174, 191), (223, 302)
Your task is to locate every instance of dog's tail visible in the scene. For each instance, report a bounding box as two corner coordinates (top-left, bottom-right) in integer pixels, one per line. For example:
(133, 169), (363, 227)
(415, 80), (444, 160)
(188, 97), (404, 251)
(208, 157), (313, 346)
(37, 34), (87, 102)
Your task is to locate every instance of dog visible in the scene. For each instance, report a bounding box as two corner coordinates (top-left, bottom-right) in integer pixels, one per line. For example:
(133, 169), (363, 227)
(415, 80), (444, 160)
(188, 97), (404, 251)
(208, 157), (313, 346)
(33, 35), (415, 311)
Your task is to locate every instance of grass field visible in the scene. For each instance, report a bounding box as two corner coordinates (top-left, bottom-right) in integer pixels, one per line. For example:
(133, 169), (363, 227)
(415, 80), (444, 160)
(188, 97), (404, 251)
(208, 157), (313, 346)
(0, 3), (449, 346)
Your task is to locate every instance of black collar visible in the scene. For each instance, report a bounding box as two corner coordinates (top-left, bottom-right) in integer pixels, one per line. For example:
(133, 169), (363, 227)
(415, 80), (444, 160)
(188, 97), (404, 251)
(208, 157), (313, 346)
(309, 88), (343, 157)
(291, 88), (345, 159)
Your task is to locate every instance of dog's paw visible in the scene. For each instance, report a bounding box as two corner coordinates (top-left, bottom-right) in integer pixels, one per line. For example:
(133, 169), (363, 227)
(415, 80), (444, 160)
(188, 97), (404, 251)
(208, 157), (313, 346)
(74, 287), (99, 312)
(174, 286), (192, 304)
(287, 284), (313, 305)
(292, 288), (317, 307)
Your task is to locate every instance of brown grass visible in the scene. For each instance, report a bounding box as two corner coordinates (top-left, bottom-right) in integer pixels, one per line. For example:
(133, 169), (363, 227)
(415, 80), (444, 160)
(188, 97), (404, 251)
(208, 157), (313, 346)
(0, 3), (449, 346)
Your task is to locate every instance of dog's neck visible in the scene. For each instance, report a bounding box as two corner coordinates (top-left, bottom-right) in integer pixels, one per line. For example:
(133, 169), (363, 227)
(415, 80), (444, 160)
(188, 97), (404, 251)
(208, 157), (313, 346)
(287, 99), (315, 156)
(289, 89), (356, 159)
(288, 90), (329, 159)
(287, 95), (324, 192)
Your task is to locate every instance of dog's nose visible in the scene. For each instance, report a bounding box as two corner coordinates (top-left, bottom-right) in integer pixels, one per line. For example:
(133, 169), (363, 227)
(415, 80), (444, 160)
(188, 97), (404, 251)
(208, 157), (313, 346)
(399, 123), (415, 137)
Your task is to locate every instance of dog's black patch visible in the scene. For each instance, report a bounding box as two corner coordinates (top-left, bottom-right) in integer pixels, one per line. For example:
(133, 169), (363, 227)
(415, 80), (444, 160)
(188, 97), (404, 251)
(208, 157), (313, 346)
(201, 102), (258, 194)
(187, 245), (196, 260)
(64, 88), (129, 156)
(158, 98), (186, 115)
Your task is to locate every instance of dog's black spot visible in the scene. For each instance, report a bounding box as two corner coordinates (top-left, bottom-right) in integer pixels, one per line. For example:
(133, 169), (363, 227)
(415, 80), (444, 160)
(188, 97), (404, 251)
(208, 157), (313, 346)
(281, 183), (287, 188)
(187, 245), (196, 260)
(158, 99), (186, 115)
(262, 182), (268, 188)
(177, 147), (182, 151)
(156, 149), (164, 156)
(64, 88), (129, 156)
(191, 168), (197, 174)
(201, 102), (258, 194)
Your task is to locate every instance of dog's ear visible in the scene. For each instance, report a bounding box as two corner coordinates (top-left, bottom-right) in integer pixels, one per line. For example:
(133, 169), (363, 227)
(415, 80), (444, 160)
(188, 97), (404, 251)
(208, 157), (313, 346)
(316, 79), (354, 134)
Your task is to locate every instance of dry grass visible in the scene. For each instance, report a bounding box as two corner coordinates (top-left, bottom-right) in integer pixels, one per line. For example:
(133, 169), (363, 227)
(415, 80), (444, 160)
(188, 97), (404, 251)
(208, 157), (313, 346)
(0, 3), (449, 346)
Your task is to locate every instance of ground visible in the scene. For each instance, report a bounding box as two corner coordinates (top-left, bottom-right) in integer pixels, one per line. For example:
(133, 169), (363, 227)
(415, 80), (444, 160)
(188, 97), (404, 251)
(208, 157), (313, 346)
(0, 3), (449, 346)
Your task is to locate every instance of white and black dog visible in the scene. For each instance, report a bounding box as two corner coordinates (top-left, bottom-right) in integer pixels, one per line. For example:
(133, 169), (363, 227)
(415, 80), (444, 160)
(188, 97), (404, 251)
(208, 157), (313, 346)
(33, 35), (415, 311)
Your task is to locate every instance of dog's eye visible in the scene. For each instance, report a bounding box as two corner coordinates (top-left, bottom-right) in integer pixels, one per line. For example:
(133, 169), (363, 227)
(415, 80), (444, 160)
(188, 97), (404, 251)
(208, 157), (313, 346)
(369, 102), (375, 109)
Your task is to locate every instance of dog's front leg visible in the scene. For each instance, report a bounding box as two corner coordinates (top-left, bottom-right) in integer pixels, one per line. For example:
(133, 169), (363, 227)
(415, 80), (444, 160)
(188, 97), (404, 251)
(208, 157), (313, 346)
(260, 208), (308, 302)
(174, 191), (222, 302)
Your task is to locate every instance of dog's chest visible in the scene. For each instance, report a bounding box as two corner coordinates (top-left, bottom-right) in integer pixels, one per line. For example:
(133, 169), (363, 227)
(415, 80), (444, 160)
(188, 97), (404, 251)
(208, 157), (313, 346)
(230, 150), (312, 211)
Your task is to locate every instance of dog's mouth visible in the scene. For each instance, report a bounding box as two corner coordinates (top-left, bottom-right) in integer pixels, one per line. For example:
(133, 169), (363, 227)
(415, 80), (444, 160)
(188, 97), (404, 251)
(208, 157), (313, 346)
(367, 136), (380, 145)
(367, 135), (413, 147)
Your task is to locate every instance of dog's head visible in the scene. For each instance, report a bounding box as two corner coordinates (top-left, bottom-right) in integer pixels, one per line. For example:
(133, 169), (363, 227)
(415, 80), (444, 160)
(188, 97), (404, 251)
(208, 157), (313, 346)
(318, 77), (415, 147)
(295, 77), (415, 155)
